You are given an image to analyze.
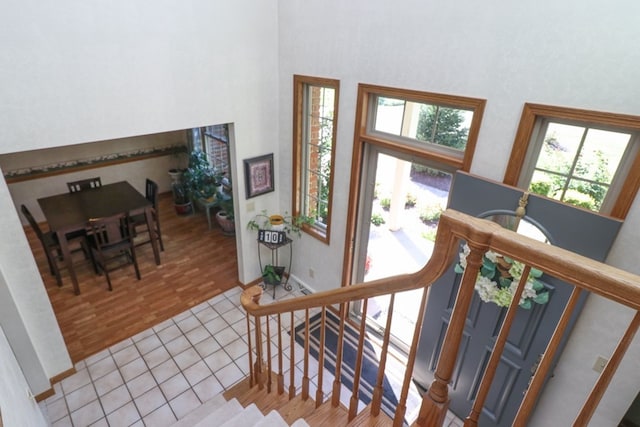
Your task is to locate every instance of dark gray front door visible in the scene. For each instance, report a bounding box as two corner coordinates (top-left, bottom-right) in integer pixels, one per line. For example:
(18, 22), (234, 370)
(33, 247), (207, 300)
(413, 172), (623, 426)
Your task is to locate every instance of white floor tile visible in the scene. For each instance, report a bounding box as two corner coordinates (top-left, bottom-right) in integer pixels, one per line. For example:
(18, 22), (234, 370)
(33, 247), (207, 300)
(127, 371), (157, 398)
(170, 389), (202, 420)
(160, 373), (190, 401)
(61, 368), (92, 395)
(143, 403), (178, 427)
(134, 386), (167, 417)
(106, 401), (141, 426)
(70, 399), (104, 426)
(120, 357), (149, 382)
(65, 383), (98, 412)
(100, 384), (132, 415)
(87, 355), (117, 381)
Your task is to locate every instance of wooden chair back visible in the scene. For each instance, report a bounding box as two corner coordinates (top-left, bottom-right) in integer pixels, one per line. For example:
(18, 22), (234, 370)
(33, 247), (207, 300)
(132, 178), (164, 251)
(145, 178), (159, 210)
(88, 213), (132, 251)
(87, 213), (140, 290)
(21, 204), (47, 240)
(67, 177), (102, 193)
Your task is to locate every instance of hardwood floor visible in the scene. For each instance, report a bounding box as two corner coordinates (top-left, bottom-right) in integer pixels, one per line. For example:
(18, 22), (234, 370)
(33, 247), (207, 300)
(23, 192), (242, 363)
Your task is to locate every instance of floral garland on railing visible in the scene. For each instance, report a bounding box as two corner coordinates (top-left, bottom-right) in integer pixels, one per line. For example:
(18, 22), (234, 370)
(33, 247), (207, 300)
(454, 243), (550, 309)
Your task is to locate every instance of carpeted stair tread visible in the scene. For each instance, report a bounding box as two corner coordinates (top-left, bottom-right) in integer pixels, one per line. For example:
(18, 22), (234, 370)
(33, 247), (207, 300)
(192, 398), (243, 427)
(220, 403), (264, 427)
(254, 409), (290, 427)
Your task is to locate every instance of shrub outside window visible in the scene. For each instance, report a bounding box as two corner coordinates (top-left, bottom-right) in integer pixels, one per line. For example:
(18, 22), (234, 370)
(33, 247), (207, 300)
(505, 103), (640, 218)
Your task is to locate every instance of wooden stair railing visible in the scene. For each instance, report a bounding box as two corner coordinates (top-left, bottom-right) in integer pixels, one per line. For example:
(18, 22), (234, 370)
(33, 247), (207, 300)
(241, 209), (640, 426)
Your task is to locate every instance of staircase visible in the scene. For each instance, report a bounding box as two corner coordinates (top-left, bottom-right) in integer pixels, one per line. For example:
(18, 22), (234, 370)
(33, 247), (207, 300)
(171, 391), (310, 427)
(239, 209), (640, 426)
(172, 209), (640, 426)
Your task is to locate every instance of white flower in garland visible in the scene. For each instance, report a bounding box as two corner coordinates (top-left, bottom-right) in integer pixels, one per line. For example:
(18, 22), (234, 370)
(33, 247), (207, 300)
(454, 244), (550, 309)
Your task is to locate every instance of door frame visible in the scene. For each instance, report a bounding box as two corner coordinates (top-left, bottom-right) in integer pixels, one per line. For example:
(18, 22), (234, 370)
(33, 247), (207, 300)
(341, 84), (485, 289)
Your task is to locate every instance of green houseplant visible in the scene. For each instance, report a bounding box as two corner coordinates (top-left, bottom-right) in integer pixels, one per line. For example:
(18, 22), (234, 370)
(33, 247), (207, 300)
(171, 181), (193, 215)
(262, 264), (285, 286)
(247, 210), (315, 238)
(182, 150), (222, 201)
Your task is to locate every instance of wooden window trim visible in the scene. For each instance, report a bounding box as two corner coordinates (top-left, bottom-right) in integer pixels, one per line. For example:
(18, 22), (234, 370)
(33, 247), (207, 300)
(341, 83), (486, 287)
(358, 83), (486, 171)
(292, 74), (340, 244)
(504, 103), (640, 219)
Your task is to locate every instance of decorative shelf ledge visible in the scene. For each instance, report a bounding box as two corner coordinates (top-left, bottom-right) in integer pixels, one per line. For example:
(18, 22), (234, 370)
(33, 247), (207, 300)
(3, 144), (187, 183)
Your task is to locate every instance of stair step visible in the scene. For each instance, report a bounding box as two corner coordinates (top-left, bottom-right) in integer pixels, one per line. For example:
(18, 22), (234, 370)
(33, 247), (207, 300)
(254, 409), (289, 427)
(304, 400), (349, 425)
(192, 398), (243, 427)
(170, 394), (226, 427)
(291, 418), (311, 427)
(221, 403), (264, 427)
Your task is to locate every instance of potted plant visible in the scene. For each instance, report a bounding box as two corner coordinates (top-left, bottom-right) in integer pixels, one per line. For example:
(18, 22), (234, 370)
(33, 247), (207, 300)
(168, 144), (188, 183)
(215, 190), (235, 236)
(247, 210), (315, 238)
(262, 264), (285, 286)
(182, 150), (222, 202)
(171, 180), (192, 215)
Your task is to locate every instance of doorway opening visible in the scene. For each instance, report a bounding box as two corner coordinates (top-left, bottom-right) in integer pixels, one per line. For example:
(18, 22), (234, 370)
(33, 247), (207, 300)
(343, 84), (486, 355)
(352, 147), (453, 352)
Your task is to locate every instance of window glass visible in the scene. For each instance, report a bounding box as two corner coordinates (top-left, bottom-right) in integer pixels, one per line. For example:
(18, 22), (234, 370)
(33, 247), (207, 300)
(373, 96), (474, 151)
(293, 76), (339, 243)
(528, 121), (631, 212)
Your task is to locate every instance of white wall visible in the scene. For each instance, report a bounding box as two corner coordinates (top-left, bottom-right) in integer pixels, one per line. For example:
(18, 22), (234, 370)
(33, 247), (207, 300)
(0, 0), (279, 392)
(277, 0), (640, 425)
(2, 0), (638, 423)
(0, 326), (48, 427)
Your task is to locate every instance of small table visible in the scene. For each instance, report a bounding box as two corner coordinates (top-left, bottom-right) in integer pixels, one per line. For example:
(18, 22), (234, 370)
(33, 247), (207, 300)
(257, 235), (293, 299)
(195, 197), (217, 230)
(38, 181), (161, 295)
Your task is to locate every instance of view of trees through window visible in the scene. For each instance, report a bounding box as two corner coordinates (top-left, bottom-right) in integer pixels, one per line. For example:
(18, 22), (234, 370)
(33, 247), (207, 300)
(374, 96), (473, 152)
(528, 122), (630, 212)
(416, 106), (470, 150)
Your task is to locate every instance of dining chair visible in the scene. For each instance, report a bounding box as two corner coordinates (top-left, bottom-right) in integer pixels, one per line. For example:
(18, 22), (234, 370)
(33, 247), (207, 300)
(86, 213), (141, 291)
(21, 204), (87, 286)
(67, 177), (102, 193)
(131, 178), (164, 251)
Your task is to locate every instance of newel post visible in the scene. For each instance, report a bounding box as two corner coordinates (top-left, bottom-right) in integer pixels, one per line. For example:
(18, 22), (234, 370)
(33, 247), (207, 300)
(416, 243), (487, 426)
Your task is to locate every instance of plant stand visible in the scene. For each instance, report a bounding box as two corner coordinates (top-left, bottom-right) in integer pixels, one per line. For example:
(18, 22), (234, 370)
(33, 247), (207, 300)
(195, 197), (218, 230)
(258, 236), (292, 299)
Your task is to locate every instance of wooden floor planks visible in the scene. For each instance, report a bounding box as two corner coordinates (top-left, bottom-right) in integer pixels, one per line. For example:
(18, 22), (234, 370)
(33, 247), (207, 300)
(23, 192), (241, 363)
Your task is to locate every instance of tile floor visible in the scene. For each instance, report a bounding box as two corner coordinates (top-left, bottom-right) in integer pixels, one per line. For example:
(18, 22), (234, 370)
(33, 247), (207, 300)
(40, 284), (462, 427)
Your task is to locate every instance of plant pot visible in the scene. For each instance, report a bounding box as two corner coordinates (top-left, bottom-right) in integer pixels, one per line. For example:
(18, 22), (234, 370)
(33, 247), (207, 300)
(168, 169), (184, 184)
(174, 201), (193, 216)
(215, 210), (235, 236)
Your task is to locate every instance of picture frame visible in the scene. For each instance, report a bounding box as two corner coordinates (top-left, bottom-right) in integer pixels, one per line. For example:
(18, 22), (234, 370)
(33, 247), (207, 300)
(244, 153), (275, 199)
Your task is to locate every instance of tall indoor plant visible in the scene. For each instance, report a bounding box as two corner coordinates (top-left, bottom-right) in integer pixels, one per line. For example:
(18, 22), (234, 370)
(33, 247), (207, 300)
(182, 150), (222, 202)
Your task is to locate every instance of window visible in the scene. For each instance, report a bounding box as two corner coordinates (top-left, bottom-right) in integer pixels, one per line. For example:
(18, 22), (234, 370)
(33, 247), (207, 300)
(203, 124), (230, 178)
(373, 96), (474, 153)
(293, 75), (339, 243)
(340, 84), (485, 287)
(362, 85), (486, 171)
(188, 124), (231, 179)
(505, 103), (640, 218)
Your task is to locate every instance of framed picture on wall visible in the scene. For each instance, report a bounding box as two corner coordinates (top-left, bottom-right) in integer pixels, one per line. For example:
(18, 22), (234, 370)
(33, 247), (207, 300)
(244, 153), (274, 198)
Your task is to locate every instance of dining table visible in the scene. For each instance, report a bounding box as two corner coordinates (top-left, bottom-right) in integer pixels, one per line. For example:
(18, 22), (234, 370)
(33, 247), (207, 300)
(37, 181), (161, 295)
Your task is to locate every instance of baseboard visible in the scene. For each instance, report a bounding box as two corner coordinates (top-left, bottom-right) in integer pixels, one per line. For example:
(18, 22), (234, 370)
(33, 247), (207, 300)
(288, 274), (314, 295)
(35, 367), (76, 402)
